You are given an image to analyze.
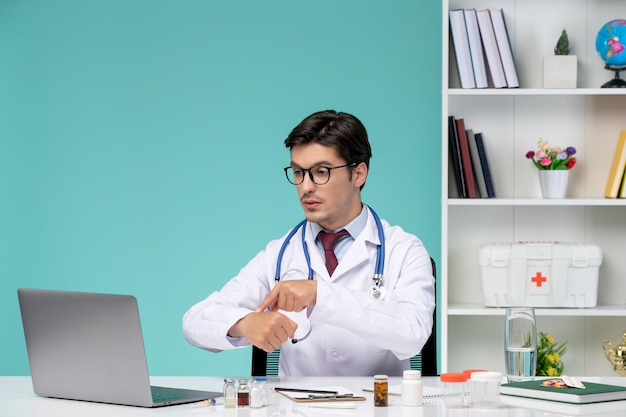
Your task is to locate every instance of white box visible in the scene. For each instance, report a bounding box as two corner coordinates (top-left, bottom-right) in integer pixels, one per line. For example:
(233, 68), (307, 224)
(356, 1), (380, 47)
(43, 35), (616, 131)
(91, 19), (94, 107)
(478, 242), (602, 308)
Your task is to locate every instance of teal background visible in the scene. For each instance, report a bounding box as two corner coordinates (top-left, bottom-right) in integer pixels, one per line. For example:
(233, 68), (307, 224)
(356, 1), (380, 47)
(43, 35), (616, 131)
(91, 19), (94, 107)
(0, 0), (441, 376)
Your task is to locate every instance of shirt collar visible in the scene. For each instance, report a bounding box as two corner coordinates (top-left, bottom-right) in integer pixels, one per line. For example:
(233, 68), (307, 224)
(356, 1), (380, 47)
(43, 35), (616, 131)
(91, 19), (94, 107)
(310, 204), (369, 239)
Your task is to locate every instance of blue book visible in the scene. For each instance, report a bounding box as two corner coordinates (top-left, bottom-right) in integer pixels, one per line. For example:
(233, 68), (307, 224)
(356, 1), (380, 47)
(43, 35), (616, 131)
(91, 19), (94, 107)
(474, 133), (496, 198)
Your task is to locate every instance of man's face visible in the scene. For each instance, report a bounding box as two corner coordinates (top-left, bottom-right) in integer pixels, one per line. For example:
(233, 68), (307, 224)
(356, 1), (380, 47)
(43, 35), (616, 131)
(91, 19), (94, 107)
(290, 143), (367, 231)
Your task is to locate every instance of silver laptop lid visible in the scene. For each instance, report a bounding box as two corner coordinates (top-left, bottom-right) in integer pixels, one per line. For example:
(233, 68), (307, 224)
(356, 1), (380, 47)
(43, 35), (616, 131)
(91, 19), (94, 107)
(18, 288), (163, 407)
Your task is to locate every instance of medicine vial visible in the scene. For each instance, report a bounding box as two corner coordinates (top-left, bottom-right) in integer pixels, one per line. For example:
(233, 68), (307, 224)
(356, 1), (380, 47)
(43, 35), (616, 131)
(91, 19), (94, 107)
(401, 369), (423, 407)
(374, 374), (388, 407)
(223, 378), (236, 408)
(237, 378), (250, 407)
(249, 378), (264, 408)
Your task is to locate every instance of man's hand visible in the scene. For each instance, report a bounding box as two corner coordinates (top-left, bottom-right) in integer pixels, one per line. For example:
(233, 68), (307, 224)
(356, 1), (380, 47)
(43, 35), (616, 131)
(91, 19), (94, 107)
(228, 311), (298, 352)
(256, 280), (317, 313)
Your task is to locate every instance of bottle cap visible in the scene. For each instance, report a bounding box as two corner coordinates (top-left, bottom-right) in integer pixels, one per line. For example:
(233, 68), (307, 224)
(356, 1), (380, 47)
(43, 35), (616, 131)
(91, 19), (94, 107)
(470, 371), (503, 382)
(462, 369), (488, 379)
(374, 374), (388, 380)
(440, 372), (467, 382)
(403, 370), (421, 379)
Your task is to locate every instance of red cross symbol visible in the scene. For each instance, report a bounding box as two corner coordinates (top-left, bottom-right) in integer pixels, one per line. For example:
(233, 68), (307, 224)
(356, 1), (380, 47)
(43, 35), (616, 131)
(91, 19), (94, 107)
(531, 272), (547, 287)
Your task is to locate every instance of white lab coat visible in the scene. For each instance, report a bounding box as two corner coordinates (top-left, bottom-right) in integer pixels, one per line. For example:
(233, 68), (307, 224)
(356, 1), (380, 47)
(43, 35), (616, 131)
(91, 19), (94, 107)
(182, 207), (435, 376)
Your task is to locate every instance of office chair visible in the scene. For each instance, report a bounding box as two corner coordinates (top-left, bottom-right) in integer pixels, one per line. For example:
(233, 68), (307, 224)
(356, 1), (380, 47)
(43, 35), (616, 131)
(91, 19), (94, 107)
(252, 257), (438, 377)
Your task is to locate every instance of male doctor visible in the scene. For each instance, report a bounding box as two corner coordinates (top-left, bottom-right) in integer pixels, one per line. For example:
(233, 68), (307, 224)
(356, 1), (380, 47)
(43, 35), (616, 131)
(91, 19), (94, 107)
(183, 110), (435, 376)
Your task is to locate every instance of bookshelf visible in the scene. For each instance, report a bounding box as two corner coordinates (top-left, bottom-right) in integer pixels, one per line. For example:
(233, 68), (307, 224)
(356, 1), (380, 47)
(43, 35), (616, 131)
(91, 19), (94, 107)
(442, 0), (626, 376)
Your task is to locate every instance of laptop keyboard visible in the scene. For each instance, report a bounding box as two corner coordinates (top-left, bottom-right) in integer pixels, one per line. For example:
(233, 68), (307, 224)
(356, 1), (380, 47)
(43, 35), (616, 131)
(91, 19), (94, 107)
(152, 387), (185, 402)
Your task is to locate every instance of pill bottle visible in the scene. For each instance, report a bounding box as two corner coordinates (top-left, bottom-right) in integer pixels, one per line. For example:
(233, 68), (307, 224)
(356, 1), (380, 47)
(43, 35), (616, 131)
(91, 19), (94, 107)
(374, 374), (388, 407)
(440, 372), (467, 408)
(401, 369), (423, 407)
(255, 377), (268, 406)
(237, 378), (250, 407)
(249, 378), (263, 408)
(470, 371), (502, 408)
(223, 378), (237, 408)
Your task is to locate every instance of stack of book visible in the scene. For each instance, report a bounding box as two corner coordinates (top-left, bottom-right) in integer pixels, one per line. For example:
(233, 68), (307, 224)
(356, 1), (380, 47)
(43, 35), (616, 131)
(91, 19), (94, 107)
(604, 129), (626, 198)
(449, 8), (519, 89)
(448, 115), (495, 199)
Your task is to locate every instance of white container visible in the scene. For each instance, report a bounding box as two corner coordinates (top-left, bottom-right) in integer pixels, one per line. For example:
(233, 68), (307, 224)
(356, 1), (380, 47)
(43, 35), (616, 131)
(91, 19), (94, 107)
(469, 371), (502, 408)
(478, 242), (602, 307)
(401, 370), (423, 407)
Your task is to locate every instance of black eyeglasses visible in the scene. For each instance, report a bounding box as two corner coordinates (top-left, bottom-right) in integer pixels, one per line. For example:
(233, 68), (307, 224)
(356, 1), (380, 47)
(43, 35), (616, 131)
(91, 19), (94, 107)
(283, 163), (356, 185)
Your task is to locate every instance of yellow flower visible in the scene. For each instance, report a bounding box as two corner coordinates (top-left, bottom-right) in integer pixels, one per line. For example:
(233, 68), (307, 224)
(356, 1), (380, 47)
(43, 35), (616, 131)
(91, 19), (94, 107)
(547, 354), (555, 364)
(546, 335), (554, 344)
(547, 368), (559, 376)
(553, 353), (560, 361)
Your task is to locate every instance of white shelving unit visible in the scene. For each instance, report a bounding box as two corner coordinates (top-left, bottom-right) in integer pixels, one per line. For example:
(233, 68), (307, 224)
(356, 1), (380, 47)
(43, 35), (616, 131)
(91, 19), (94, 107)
(442, 0), (626, 376)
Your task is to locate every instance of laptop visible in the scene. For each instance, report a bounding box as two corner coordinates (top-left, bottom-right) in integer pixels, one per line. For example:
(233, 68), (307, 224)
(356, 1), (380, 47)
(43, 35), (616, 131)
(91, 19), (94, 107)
(17, 288), (221, 407)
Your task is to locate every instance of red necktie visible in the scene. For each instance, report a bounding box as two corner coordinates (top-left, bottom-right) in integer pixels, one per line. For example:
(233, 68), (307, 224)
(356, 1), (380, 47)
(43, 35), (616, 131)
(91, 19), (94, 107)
(318, 230), (350, 275)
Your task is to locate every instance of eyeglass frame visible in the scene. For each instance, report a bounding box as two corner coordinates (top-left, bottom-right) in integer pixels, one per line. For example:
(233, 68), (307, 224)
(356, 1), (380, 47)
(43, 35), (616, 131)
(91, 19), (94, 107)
(283, 162), (357, 185)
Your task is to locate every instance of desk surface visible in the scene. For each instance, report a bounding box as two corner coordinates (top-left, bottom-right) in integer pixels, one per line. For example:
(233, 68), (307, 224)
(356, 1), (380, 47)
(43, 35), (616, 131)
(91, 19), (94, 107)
(3, 376), (626, 417)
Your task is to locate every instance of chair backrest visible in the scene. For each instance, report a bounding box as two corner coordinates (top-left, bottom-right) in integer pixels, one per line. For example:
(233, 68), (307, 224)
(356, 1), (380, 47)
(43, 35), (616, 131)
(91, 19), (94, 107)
(252, 257), (438, 376)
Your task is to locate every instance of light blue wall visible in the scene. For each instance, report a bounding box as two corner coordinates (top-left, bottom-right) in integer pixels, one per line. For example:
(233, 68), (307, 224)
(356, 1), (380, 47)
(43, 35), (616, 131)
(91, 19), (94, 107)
(0, 0), (441, 376)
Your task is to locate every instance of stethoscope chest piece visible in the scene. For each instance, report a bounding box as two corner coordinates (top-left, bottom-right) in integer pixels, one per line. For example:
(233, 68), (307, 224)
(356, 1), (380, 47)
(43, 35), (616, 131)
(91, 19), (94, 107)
(368, 285), (386, 300)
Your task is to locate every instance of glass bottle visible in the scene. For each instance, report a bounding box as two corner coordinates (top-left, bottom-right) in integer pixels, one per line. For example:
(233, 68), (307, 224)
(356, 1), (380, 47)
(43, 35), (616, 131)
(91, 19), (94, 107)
(237, 378), (250, 407)
(223, 378), (236, 408)
(373, 374), (388, 407)
(249, 378), (263, 408)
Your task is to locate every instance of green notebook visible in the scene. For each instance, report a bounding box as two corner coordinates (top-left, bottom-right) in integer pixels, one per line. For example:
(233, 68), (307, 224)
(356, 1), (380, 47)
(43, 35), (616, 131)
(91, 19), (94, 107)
(501, 379), (626, 404)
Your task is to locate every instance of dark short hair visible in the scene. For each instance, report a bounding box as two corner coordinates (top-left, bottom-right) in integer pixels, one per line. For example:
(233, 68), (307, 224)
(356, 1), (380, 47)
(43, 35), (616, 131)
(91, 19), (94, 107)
(284, 110), (372, 170)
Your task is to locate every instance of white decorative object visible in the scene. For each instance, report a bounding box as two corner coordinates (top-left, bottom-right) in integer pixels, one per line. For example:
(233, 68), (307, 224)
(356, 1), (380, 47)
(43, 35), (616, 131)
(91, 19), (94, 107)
(543, 55), (578, 88)
(538, 169), (569, 198)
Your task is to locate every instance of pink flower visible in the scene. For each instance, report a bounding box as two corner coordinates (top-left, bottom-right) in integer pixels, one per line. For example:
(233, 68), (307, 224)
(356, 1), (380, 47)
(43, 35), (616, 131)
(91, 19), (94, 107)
(540, 157), (552, 166)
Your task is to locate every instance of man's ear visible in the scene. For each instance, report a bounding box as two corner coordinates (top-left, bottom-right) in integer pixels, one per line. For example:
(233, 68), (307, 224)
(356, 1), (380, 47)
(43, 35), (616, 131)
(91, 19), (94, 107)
(353, 162), (368, 188)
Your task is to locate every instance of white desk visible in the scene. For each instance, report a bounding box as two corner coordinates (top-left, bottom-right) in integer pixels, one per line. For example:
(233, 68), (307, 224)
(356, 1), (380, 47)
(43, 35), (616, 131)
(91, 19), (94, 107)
(3, 376), (626, 417)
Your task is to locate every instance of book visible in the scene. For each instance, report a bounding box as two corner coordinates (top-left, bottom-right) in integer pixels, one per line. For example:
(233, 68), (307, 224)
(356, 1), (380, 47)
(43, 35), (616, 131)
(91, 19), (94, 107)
(501, 379), (626, 404)
(490, 8), (519, 88)
(604, 129), (626, 198)
(463, 9), (488, 88)
(449, 9), (476, 88)
(448, 115), (467, 198)
(467, 129), (487, 198)
(455, 118), (477, 198)
(476, 9), (507, 88)
(474, 132), (496, 198)
(502, 393), (626, 415)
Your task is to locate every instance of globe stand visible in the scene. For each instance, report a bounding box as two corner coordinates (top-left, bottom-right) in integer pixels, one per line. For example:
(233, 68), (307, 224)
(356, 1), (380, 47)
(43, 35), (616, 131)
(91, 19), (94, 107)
(602, 64), (626, 88)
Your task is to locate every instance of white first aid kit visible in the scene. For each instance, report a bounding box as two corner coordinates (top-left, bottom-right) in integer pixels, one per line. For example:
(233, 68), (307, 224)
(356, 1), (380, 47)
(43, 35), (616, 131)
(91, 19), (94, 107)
(478, 242), (602, 308)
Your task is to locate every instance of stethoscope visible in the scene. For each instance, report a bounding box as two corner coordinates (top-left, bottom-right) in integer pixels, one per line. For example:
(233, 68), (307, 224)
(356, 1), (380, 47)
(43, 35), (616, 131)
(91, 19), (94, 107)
(274, 206), (386, 300)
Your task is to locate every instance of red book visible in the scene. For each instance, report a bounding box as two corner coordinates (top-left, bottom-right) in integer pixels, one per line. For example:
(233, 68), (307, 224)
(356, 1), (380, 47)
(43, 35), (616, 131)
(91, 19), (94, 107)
(455, 118), (477, 198)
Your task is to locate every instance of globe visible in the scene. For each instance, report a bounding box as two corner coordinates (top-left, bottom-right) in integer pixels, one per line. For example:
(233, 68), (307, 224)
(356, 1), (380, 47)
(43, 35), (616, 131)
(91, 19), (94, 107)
(596, 19), (626, 67)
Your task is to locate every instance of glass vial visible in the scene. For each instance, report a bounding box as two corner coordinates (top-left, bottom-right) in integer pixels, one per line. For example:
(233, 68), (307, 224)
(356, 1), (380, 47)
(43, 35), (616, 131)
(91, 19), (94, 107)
(374, 374), (388, 407)
(401, 369), (423, 407)
(223, 378), (237, 408)
(249, 378), (263, 408)
(237, 378), (250, 407)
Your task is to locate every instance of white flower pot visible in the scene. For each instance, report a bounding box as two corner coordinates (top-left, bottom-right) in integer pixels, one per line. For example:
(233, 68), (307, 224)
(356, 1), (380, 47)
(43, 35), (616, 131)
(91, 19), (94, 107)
(538, 170), (569, 198)
(543, 55), (578, 89)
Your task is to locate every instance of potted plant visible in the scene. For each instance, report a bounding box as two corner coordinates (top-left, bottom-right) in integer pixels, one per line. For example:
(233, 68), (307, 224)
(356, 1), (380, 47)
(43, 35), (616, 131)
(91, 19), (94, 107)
(543, 29), (578, 88)
(525, 138), (577, 198)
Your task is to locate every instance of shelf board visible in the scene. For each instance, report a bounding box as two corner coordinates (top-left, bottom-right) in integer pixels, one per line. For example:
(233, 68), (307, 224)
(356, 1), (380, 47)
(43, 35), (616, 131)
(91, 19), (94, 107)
(447, 198), (626, 206)
(447, 303), (626, 317)
(447, 88), (626, 96)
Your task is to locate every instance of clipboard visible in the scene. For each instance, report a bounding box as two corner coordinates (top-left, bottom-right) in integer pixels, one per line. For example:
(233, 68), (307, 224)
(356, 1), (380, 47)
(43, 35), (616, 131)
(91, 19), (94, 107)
(274, 387), (367, 403)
